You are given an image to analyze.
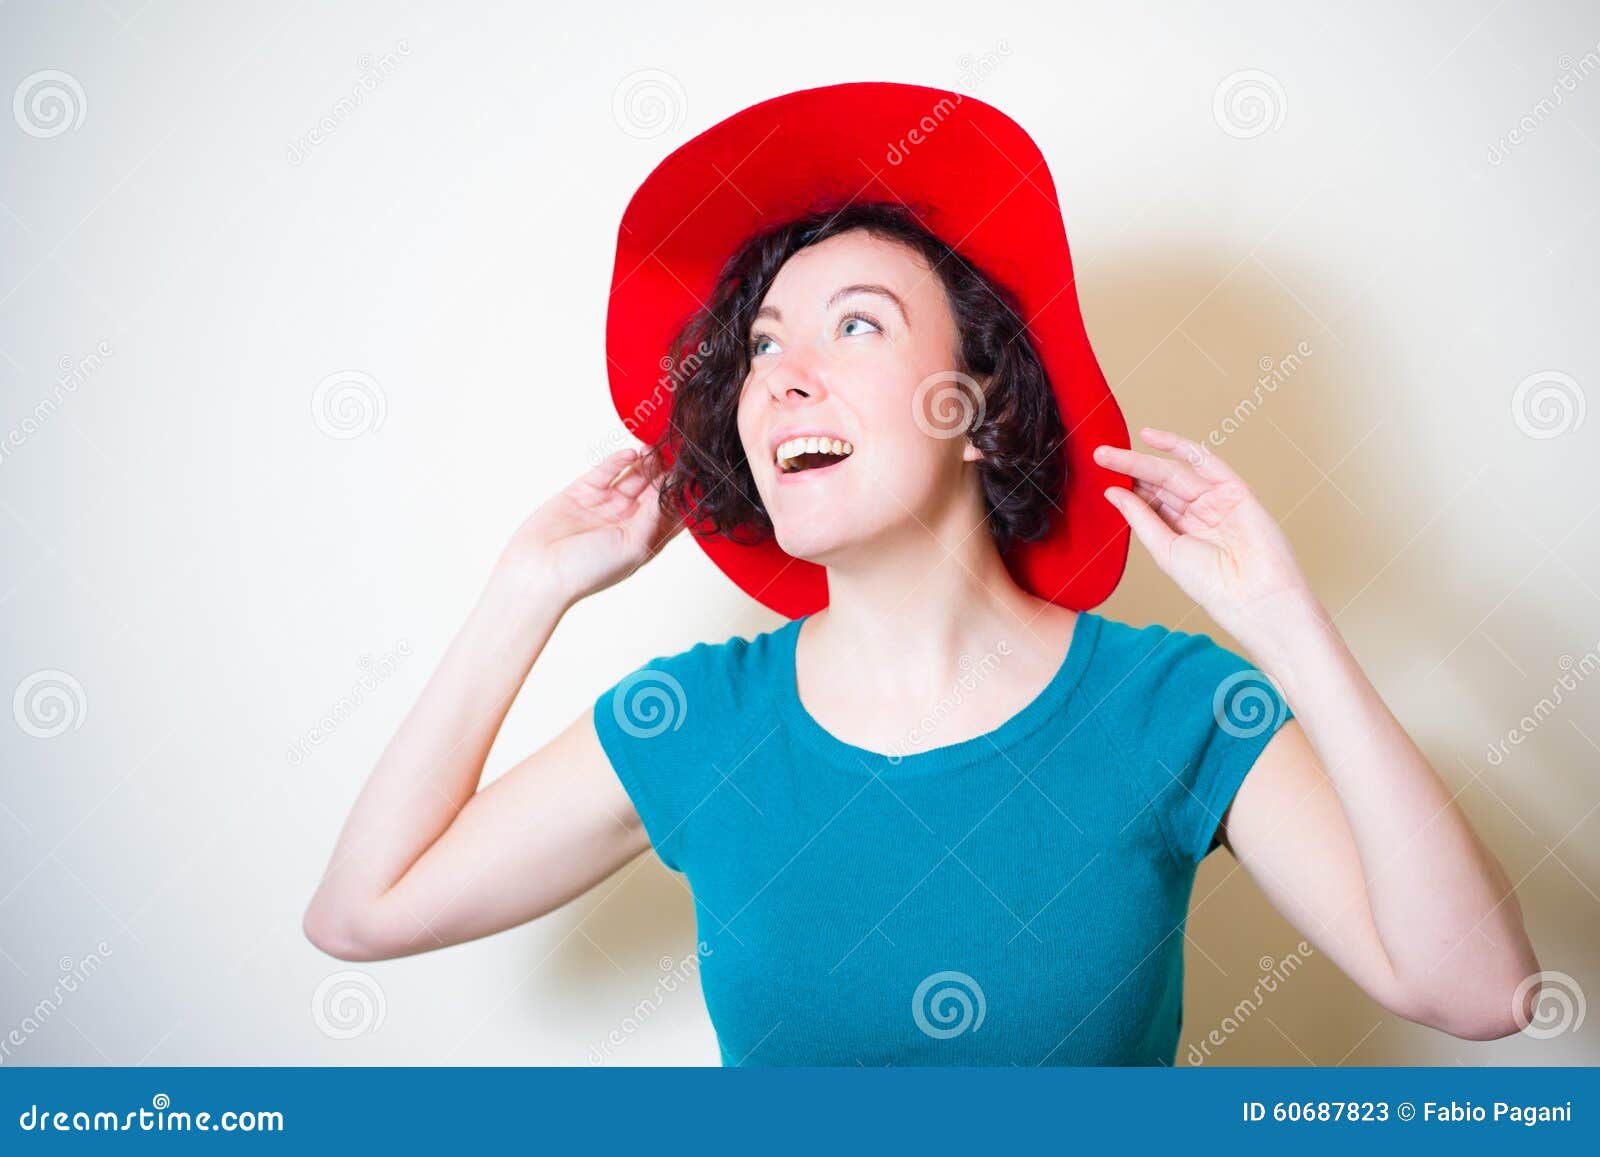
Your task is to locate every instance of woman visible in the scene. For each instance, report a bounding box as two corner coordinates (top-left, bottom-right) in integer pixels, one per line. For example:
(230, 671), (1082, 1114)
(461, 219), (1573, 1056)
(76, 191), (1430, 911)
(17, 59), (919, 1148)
(303, 83), (1541, 1065)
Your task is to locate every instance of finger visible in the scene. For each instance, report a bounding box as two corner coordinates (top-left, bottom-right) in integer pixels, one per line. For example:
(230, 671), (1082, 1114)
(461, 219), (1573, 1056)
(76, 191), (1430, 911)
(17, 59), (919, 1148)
(575, 447), (641, 491)
(1104, 485), (1176, 564)
(1132, 479), (1186, 529)
(1137, 426), (1240, 483)
(1093, 443), (1206, 502)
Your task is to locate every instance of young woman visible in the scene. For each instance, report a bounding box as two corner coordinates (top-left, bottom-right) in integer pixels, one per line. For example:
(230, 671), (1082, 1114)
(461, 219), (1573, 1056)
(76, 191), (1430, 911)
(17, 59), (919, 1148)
(303, 84), (1540, 1066)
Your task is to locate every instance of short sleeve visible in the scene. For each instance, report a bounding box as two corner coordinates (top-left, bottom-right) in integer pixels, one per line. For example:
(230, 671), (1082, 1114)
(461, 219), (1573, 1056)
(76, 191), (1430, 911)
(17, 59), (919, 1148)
(591, 637), (752, 874)
(1121, 626), (1295, 868)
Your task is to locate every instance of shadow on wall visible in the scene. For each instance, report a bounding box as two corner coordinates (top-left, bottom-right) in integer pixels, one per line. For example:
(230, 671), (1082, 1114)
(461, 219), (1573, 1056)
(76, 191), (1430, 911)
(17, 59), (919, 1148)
(535, 245), (1594, 1066)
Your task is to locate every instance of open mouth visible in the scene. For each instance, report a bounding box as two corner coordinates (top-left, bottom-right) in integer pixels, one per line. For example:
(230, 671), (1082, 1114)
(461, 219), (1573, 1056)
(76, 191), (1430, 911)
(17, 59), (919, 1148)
(774, 435), (854, 475)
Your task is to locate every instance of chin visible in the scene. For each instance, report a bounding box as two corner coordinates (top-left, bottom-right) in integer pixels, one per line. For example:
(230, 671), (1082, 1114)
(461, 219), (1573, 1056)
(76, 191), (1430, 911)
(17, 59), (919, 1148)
(771, 521), (859, 564)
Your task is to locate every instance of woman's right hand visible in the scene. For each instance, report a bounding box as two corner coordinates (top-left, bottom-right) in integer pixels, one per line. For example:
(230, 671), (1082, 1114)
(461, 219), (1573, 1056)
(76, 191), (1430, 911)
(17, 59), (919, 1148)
(500, 446), (683, 605)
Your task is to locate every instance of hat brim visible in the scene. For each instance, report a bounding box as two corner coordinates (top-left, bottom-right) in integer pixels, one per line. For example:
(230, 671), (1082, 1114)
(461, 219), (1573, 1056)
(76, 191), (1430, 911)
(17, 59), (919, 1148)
(606, 80), (1130, 616)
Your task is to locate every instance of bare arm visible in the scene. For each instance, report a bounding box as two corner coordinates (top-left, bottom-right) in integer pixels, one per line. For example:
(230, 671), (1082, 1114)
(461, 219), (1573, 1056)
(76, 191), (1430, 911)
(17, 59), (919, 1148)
(303, 447), (681, 961)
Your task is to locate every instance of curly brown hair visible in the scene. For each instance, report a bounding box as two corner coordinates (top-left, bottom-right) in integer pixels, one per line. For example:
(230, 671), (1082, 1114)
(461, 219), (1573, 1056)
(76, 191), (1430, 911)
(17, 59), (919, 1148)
(650, 200), (1066, 552)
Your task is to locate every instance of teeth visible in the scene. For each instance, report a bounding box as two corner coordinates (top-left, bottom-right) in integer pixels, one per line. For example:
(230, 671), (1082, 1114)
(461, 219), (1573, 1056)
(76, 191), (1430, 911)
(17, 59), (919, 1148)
(775, 435), (855, 472)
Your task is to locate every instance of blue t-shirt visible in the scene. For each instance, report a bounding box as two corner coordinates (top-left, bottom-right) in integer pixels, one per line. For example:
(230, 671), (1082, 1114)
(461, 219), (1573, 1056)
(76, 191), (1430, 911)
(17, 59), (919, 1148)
(591, 609), (1293, 1066)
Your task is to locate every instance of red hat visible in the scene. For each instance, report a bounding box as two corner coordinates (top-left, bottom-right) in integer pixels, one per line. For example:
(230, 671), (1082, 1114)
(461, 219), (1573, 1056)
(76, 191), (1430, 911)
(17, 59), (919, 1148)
(605, 81), (1130, 617)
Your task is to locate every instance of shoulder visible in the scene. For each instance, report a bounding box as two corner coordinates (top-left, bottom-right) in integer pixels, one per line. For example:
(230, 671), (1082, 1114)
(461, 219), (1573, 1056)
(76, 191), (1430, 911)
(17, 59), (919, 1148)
(1081, 613), (1285, 748)
(594, 621), (791, 747)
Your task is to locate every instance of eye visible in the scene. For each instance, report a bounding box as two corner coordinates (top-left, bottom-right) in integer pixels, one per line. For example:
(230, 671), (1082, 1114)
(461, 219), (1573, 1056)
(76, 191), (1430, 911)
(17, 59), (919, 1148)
(748, 333), (780, 357)
(839, 312), (882, 338)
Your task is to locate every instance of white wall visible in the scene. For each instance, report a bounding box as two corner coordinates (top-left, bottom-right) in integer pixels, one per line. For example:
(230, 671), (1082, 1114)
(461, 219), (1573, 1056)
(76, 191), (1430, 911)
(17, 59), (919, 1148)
(1, 0), (1595, 1066)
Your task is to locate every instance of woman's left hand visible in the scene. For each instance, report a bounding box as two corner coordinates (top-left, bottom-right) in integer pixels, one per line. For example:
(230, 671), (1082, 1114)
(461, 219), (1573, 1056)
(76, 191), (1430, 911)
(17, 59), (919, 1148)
(1094, 427), (1321, 645)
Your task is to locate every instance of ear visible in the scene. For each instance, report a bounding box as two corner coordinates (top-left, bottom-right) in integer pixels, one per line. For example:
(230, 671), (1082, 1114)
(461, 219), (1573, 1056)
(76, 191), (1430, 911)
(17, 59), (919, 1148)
(961, 440), (985, 463)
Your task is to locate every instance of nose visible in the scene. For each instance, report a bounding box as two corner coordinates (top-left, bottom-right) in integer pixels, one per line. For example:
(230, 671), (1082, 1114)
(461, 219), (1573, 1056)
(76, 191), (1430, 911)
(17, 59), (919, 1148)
(763, 342), (827, 407)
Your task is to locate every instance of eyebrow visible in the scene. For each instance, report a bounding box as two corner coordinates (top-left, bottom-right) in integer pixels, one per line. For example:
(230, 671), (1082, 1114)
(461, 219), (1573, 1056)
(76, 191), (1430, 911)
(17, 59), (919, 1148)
(753, 283), (910, 327)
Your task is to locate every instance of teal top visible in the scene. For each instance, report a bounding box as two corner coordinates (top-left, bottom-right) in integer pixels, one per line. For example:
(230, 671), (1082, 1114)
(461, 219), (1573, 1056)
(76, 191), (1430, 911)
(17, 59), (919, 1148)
(591, 610), (1294, 1066)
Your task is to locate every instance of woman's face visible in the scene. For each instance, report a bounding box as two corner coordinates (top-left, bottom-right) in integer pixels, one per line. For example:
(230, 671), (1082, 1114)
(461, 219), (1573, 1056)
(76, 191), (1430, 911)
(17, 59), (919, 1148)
(735, 229), (984, 565)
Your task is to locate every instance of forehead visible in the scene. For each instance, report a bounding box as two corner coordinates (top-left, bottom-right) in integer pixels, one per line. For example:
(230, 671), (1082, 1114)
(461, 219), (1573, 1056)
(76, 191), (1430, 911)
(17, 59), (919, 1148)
(759, 229), (937, 309)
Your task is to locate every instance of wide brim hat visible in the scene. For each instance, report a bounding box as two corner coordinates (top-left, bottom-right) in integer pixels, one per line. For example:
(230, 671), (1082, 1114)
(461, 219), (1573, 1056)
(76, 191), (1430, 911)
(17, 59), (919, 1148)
(605, 80), (1130, 617)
